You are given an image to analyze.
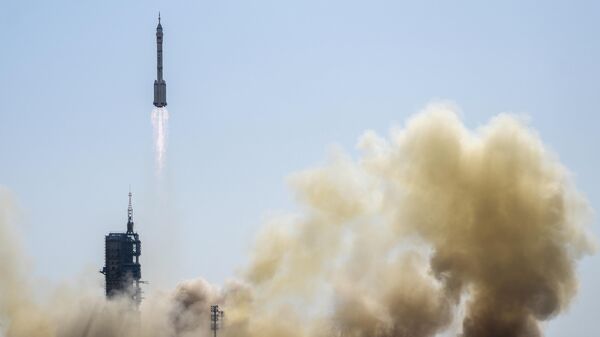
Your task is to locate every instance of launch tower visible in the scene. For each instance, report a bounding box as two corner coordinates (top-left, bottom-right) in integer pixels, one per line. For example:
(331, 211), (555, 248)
(101, 191), (142, 306)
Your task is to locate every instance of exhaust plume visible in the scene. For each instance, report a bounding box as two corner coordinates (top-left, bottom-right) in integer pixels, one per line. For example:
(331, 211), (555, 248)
(151, 107), (169, 175)
(0, 103), (594, 337)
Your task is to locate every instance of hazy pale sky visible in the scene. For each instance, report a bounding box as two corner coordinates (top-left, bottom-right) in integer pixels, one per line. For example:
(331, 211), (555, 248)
(1, 1), (599, 336)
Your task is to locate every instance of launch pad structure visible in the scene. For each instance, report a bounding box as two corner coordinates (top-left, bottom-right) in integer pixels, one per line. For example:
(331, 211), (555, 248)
(100, 191), (142, 306)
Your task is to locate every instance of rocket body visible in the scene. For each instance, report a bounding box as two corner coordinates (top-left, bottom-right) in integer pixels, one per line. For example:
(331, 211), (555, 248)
(153, 16), (167, 107)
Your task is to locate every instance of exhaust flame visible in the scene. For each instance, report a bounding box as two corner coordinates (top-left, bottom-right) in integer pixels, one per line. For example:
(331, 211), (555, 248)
(0, 104), (595, 337)
(151, 107), (169, 175)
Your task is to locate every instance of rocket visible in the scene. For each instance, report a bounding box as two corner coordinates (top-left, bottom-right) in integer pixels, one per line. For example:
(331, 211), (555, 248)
(153, 13), (167, 107)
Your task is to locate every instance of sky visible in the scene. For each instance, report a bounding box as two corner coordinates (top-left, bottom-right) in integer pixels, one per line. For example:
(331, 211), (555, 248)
(1, 0), (599, 336)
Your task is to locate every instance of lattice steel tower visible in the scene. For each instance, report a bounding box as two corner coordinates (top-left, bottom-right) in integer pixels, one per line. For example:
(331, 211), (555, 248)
(101, 191), (142, 306)
(211, 305), (225, 337)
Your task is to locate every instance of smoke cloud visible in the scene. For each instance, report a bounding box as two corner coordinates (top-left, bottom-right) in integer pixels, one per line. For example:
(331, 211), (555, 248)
(0, 104), (594, 337)
(0, 187), (53, 337)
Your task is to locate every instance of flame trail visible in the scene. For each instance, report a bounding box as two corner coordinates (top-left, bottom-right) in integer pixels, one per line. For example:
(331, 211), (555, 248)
(151, 107), (169, 175)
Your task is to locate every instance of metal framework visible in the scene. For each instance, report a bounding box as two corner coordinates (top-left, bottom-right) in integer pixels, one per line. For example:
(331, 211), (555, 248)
(211, 305), (225, 337)
(101, 191), (142, 306)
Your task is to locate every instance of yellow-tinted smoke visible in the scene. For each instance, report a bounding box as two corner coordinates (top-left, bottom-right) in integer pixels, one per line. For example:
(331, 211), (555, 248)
(0, 104), (594, 337)
(233, 103), (594, 337)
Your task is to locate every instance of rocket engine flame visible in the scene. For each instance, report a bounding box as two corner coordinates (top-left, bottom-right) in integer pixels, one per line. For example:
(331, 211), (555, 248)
(151, 107), (169, 175)
(0, 104), (595, 337)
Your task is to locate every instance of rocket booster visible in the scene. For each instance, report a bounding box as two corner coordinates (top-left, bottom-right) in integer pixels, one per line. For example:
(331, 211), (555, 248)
(153, 13), (167, 108)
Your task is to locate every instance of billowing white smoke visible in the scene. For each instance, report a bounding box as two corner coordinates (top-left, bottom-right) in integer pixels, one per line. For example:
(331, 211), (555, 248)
(151, 107), (169, 175)
(0, 103), (595, 337)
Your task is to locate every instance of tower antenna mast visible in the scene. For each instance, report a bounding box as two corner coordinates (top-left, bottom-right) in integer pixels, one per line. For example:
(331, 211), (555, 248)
(127, 187), (134, 233)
